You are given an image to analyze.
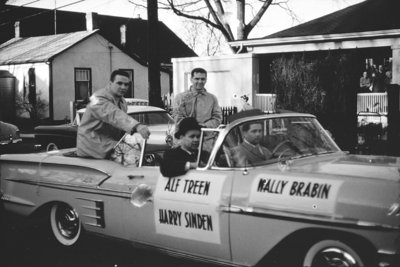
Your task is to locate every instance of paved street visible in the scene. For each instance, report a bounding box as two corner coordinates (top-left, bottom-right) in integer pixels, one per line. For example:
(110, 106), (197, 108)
(1, 212), (215, 267)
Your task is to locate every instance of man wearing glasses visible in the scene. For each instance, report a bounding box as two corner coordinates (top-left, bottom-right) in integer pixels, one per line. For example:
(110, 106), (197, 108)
(77, 69), (150, 159)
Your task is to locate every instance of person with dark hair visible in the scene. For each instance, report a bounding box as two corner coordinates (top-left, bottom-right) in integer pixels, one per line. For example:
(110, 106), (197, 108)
(232, 121), (272, 167)
(359, 71), (371, 93)
(77, 69), (150, 159)
(371, 65), (386, 92)
(160, 117), (201, 177)
(173, 67), (222, 128)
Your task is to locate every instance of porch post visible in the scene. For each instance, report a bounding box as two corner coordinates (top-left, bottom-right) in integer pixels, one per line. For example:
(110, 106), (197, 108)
(391, 44), (400, 85)
(391, 43), (400, 112)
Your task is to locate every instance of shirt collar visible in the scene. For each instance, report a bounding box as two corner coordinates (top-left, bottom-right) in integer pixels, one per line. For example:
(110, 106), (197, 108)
(105, 86), (123, 104)
(190, 86), (207, 96)
(181, 146), (195, 156)
(244, 139), (257, 148)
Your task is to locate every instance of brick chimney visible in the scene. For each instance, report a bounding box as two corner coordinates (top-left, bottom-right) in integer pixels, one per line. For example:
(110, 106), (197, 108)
(86, 12), (99, 31)
(14, 21), (20, 38)
(120, 24), (127, 46)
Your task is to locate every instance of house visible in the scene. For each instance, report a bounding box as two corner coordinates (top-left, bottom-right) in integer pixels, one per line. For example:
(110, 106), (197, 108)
(0, 5), (198, 119)
(175, 0), (400, 103)
(0, 30), (171, 122)
(0, 5), (197, 66)
(173, 0), (400, 153)
(229, 0), (400, 88)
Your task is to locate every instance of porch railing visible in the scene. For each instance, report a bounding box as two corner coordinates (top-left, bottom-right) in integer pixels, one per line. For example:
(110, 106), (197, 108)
(221, 106), (238, 124)
(357, 93), (387, 114)
(255, 94), (276, 112)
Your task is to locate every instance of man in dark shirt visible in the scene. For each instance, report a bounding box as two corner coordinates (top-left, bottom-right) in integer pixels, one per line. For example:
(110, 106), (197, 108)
(160, 117), (201, 177)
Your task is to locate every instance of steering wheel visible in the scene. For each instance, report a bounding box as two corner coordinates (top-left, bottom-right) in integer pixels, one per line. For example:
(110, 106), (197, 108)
(271, 140), (295, 158)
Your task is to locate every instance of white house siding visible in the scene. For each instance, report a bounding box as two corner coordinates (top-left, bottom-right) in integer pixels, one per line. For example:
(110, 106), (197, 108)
(52, 33), (170, 120)
(0, 63), (50, 118)
(172, 54), (259, 108)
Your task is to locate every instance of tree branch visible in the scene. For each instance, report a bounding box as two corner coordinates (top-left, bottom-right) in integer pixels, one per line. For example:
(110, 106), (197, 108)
(166, 0), (221, 29)
(206, 0), (234, 40)
(243, 0), (272, 38)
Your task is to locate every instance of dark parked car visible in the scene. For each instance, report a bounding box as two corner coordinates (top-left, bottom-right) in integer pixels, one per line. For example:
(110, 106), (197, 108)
(34, 106), (175, 151)
(1, 121), (39, 154)
(0, 121), (20, 143)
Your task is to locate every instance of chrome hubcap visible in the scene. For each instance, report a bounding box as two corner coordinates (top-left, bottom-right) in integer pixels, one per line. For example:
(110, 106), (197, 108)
(311, 248), (360, 267)
(55, 205), (80, 239)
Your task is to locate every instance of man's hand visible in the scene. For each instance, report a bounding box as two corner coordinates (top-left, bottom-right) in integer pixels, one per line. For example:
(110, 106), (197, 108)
(189, 162), (198, 169)
(136, 124), (150, 139)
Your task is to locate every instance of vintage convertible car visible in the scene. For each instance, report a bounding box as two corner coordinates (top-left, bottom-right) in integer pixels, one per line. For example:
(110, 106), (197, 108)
(1, 112), (399, 267)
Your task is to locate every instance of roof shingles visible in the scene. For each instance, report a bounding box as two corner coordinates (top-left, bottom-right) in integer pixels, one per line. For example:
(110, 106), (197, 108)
(264, 0), (400, 40)
(0, 30), (97, 65)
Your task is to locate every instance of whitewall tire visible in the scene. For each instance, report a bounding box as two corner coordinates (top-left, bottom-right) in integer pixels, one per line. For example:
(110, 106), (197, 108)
(50, 203), (81, 246)
(303, 239), (366, 267)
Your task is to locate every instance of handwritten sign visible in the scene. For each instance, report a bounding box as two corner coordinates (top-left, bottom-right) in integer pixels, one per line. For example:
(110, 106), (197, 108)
(249, 175), (343, 214)
(154, 173), (226, 244)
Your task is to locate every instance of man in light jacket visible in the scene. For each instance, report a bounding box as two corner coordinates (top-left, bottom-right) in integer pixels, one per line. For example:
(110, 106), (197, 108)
(77, 70), (150, 159)
(173, 67), (222, 128)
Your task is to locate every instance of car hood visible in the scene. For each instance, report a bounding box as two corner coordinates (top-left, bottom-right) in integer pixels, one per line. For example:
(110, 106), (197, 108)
(286, 153), (400, 182)
(35, 124), (77, 133)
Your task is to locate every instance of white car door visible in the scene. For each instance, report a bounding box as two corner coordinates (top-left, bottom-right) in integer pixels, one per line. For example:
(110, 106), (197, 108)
(152, 168), (233, 262)
(119, 136), (233, 263)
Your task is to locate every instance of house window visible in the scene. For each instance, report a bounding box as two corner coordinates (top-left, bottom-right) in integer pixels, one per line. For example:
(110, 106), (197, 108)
(75, 68), (91, 101)
(119, 69), (134, 98)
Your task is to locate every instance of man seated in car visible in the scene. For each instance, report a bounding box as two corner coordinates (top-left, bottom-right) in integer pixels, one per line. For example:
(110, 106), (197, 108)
(233, 121), (272, 167)
(160, 117), (201, 177)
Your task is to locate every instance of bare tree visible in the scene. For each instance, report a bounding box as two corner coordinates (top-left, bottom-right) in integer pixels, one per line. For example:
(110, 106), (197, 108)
(182, 18), (226, 56)
(15, 91), (48, 122)
(129, 0), (296, 53)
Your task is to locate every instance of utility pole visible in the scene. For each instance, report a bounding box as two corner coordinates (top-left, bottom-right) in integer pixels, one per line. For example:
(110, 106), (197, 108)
(147, 0), (162, 107)
(54, 0), (57, 34)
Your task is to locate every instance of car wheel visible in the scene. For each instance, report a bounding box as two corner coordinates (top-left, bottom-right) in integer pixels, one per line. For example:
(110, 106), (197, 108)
(46, 143), (59, 151)
(303, 239), (366, 267)
(50, 203), (81, 246)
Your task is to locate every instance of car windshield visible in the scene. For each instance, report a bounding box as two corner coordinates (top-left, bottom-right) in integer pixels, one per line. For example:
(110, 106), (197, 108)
(214, 116), (340, 168)
(129, 111), (174, 126)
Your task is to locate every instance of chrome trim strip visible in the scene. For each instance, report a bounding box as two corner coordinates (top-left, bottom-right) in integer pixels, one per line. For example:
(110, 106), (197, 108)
(6, 179), (131, 199)
(84, 222), (104, 227)
(82, 214), (102, 219)
(1, 194), (36, 207)
(378, 249), (398, 255)
(81, 205), (101, 210)
(76, 197), (105, 202)
(221, 205), (400, 231)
